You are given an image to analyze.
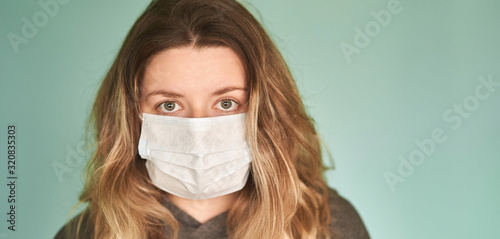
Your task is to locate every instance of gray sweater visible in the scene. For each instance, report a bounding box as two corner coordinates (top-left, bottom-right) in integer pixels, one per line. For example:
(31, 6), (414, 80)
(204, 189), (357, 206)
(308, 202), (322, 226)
(54, 188), (370, 238)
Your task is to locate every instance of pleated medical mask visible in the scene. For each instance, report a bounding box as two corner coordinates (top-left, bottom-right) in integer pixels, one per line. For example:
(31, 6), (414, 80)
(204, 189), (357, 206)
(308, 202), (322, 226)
(138, 112), (252, 200)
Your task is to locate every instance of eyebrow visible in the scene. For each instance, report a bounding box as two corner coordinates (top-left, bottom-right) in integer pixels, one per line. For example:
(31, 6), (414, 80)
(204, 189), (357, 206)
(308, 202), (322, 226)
(145, 86), (246, 99)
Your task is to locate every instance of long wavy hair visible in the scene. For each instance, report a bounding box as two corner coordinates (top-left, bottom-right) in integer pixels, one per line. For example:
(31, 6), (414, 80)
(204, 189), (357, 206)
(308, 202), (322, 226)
(66, 0), (332, 238)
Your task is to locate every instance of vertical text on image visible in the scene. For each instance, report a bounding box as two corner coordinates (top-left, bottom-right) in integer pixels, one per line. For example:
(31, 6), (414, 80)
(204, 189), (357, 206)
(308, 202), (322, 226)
(6, 125), (17, 232)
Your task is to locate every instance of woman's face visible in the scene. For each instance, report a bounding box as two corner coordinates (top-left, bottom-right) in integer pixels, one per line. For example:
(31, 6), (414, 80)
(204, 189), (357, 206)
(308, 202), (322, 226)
(140, 46), (247, 118)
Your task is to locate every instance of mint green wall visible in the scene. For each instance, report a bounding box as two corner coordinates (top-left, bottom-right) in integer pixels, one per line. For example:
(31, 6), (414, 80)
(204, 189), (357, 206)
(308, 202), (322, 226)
(1, 0), (499, 238)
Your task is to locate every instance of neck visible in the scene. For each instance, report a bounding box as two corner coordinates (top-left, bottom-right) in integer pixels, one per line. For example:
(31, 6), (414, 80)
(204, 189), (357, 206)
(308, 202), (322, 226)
(167, 192), (237, 223)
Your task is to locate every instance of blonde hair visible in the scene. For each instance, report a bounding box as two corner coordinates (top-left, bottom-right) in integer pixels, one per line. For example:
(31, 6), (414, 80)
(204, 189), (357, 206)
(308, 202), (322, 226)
(66, 0), (332, 238)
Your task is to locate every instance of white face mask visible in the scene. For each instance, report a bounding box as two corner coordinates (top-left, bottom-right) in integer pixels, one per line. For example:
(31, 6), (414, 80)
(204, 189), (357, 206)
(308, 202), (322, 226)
(138, 112), (252, 200)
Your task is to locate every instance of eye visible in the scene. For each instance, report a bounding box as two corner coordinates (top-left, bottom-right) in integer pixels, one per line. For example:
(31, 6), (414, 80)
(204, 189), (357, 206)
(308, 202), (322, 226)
(159, 101), (181, 113)
(216, 99), (238, 111)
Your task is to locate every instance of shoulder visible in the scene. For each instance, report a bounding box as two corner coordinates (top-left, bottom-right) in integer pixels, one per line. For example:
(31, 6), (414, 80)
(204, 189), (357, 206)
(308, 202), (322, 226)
(327, 187), (370, 239)
(54, 212), (94, 239)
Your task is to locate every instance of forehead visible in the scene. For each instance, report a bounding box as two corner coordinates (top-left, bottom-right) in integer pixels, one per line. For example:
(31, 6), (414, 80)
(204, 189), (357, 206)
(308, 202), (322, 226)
(141, 46), (246, 95)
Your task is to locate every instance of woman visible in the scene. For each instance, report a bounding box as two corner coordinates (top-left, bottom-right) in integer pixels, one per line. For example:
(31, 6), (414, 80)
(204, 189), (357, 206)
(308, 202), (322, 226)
(55, 0), (370, 238)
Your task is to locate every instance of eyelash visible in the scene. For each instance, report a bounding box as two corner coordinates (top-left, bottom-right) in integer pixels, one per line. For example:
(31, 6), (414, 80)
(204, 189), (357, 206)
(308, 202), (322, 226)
(155, 98), (240, 114)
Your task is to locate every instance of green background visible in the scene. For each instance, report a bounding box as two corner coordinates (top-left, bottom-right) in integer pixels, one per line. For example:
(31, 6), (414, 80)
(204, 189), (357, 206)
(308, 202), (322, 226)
(1, 0), (499, 238)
